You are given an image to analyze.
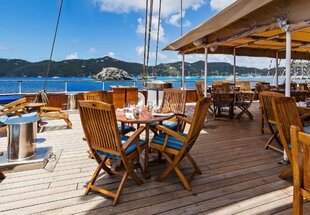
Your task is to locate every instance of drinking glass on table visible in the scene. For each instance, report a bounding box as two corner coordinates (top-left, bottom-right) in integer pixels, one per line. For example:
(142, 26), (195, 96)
(147, 101), (153, 113)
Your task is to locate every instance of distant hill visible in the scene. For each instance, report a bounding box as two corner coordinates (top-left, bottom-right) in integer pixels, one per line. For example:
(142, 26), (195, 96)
(0, 56), (267, 77)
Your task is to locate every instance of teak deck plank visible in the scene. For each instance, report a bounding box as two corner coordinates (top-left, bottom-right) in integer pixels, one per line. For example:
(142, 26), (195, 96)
(0, 102), (308, 215)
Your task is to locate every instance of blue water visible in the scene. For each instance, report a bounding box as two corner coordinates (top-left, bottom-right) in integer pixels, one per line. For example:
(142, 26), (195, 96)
(0, 76), (277, 94)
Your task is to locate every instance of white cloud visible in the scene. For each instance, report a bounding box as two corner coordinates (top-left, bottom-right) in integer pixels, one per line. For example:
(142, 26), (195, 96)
(92, 0), (206, 17)
(66, 52), (79, 60)
(209, 0), (236, 11)
(88, 47), (97, 55)
(108, 52), (115, 57)
(136, 17), (166, 42)
(168, 11), (191, 27)
(136, 45), (168, 63)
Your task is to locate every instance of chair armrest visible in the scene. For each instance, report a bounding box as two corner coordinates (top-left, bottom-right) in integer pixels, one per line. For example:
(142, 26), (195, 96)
(176, 115), (192, 125)
(40, 106), (62, 112)
(122, 126), (145, 151)
(155, 125), (187, 143)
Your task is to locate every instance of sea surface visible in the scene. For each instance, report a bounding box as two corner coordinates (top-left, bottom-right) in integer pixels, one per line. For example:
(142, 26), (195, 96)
(0, 76), (280, 94)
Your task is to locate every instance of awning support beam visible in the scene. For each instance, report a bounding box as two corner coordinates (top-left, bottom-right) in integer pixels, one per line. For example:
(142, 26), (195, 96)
(204, 48), (208, 96)
(233, 48), (236, 84)
(181, 54), (185, 89)
(285, 31), (292, 97)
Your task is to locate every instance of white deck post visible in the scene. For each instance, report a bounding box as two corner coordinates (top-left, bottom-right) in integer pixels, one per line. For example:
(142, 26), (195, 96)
(285, 31), (291, 97)
(182, 54), (185, 89)
(275, 51), (279, 88)
(204, 48), (208, 96)
(233, 48), (236, 84)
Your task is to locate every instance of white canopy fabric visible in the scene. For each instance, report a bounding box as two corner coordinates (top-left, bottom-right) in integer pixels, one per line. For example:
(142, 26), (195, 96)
(164, 0), (310, 60)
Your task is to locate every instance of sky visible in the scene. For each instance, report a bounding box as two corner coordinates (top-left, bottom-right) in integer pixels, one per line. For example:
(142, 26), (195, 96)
(0, 0), (280, 69)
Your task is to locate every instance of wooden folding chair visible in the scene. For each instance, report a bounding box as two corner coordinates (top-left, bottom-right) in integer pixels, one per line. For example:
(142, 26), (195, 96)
(150, 97), (211, 191)
(259, 91), (284, 153)
(291, 125), (310, 215)
(36, 90), (72, 128)
(236, 80), (251, 92)
(78, 100), (149, 206)
(83, 90), (135, 135)
(0, 98), (31, 131)
(195, 81), (214, 117)
(150, 89), (187, 134)
(235, 90), (256, 120)
(83, 90), (112, 103)
(272, 97), (310, 179)
(0, 97), (28, 117)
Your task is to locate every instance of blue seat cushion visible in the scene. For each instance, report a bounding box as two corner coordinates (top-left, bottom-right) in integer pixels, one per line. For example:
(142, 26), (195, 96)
(151, 132), (187, 151)
(96, 135), (146, 159)
(117, 125), (135, 134)
(288, 125), (310, 149)
(304, 125), (310, 134)
(0, 115), (8, 126)
(150, 121), (178, 131)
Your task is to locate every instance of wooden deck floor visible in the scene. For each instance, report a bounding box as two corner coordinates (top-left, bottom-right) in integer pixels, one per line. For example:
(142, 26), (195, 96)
(0, 102), (309, 215)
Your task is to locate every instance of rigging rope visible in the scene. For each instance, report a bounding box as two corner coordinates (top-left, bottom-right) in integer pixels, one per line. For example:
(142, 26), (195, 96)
(154, 0), (162, 76)
(44, 0), (64, 90)
(143, 0), (149, 80)
(181, 0), (183, 36)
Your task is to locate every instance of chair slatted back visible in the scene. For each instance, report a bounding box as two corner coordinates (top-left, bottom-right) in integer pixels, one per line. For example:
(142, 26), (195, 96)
(126, 87), (138, 105)
(259, 91), (284, 124)
(162, 89), (186, 115)
(272, 96), (304, 141)
(195, 81), (205, 100)
(79, 101), (121, 156)
(256, 82), (271, 92)
(291, 126), (310, 201)
(83, 90), (111, 103)
(187, 97), (211, 145)
(236, 80), (251, 91)
(213, 80), (222, 86)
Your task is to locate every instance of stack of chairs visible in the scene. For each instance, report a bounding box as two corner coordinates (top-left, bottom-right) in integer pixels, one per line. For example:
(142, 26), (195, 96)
(272, 96), (310, 179)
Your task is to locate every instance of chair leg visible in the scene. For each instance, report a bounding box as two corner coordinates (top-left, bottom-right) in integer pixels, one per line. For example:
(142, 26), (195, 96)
(186, 152), (202, 174)
(64, 118), (72, 128)
(112, 171), (128, 206)
(143, 147), (151, 179)
(279, 166), (293, 179)
(260, 115), (265, 135)
(159, 152), (191, 191)
(0, 171), (5, 180)
(125, 158), (143, 185)
(293, 187), (303, 215)
(85, 159), (106, 195)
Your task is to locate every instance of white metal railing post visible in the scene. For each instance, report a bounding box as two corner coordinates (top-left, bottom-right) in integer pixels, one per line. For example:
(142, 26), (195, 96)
(102, 81), (105, 90)
(64, 81), (68, 93)
(285, 31), (291, 97)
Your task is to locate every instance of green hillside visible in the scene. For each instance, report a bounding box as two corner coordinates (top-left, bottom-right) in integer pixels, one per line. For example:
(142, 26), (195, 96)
(0, 56), (267, 77)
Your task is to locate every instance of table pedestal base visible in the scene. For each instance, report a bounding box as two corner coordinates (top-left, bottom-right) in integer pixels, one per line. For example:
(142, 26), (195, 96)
(0, 147), (52, 172)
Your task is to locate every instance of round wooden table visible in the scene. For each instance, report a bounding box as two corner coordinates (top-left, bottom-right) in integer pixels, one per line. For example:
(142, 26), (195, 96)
(116, 108), (174, 144)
